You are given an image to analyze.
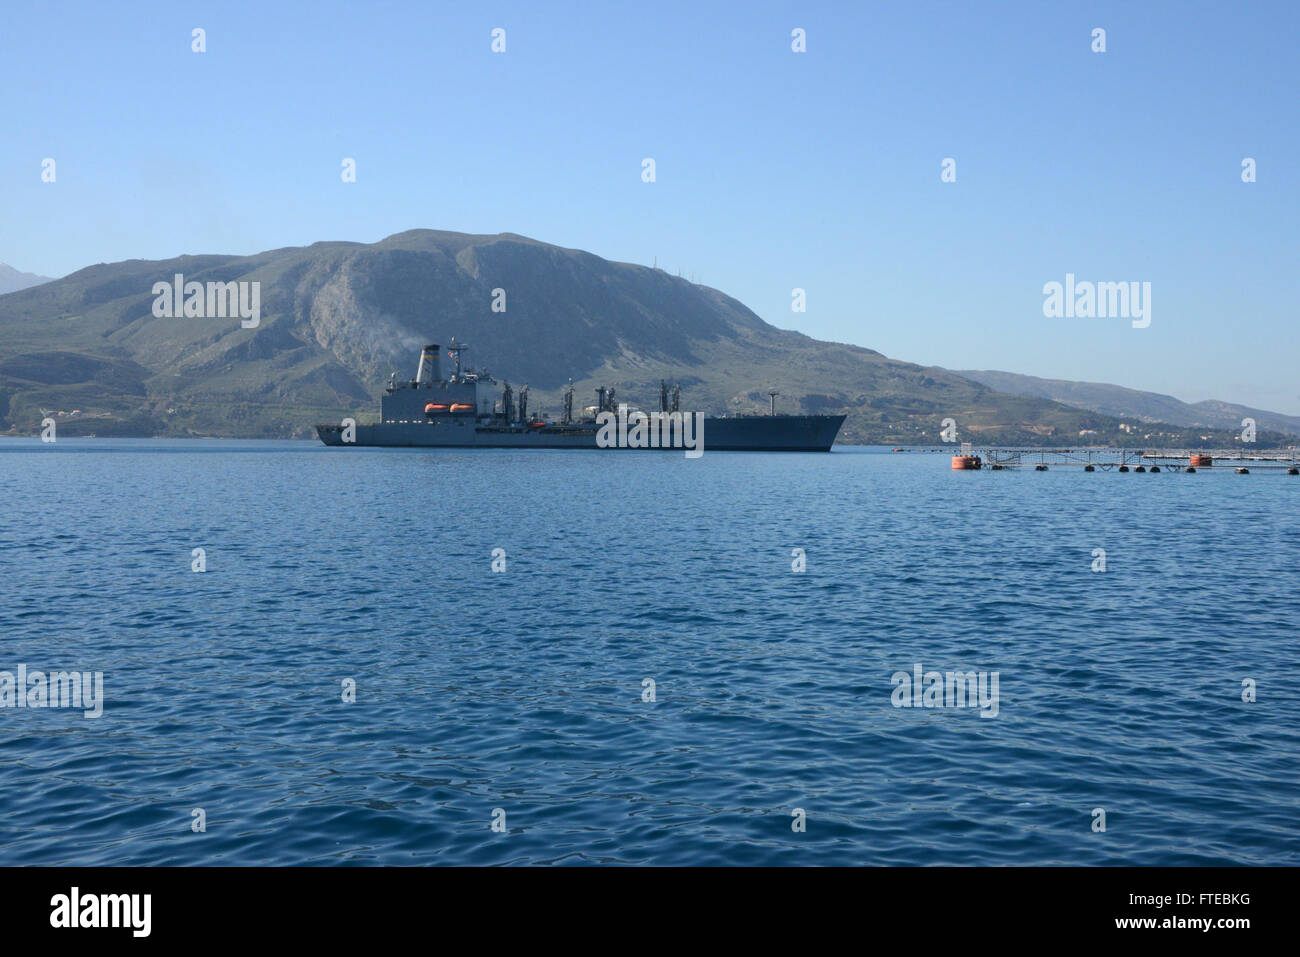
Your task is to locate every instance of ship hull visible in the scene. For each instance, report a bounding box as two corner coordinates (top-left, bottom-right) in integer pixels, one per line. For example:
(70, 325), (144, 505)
(316, 414), (846, 451)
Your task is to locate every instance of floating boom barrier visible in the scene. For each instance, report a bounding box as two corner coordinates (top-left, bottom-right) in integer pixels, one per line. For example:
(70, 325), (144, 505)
(950, 446), (1300, 473)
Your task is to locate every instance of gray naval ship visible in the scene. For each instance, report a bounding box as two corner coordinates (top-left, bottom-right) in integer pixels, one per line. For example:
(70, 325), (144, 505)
(316, 341), (846, 451)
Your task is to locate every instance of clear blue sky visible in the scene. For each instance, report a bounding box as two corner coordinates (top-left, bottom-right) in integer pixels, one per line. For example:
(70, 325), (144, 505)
(3, 1), (1297, 412)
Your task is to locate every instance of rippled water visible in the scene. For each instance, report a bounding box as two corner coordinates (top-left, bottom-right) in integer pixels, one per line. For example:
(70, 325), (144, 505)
(1, 438), (1297, 865)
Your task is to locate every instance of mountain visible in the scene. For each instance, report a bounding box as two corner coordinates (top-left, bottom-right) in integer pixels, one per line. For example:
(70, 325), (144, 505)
(0, 229), (1285, 446)
(956, 369), (1300, 439)
(0, 262), (52, 295)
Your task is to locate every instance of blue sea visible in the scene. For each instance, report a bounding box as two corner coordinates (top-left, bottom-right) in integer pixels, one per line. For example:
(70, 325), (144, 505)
(1, 439), (1297, 865)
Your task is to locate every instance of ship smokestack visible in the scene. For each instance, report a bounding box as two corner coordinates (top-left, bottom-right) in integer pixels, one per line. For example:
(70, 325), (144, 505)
(416, 344), (441, 385)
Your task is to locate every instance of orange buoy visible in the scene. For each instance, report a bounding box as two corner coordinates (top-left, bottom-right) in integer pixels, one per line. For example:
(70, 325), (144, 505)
(1189, 454), (1213, 468)
(951, 455), (980, 470)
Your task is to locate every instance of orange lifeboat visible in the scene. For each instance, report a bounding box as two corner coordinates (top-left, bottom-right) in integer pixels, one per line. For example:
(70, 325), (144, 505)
(528, 421), (547, 429)
(424, 403), (449, 414)
(449, 403), (475, 413)
(1189, 454), (1213, 468)
(951, 455), (981, 470)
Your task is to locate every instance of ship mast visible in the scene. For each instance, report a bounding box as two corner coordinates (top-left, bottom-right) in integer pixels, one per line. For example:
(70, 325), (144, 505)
(446, 338), (467, 381)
